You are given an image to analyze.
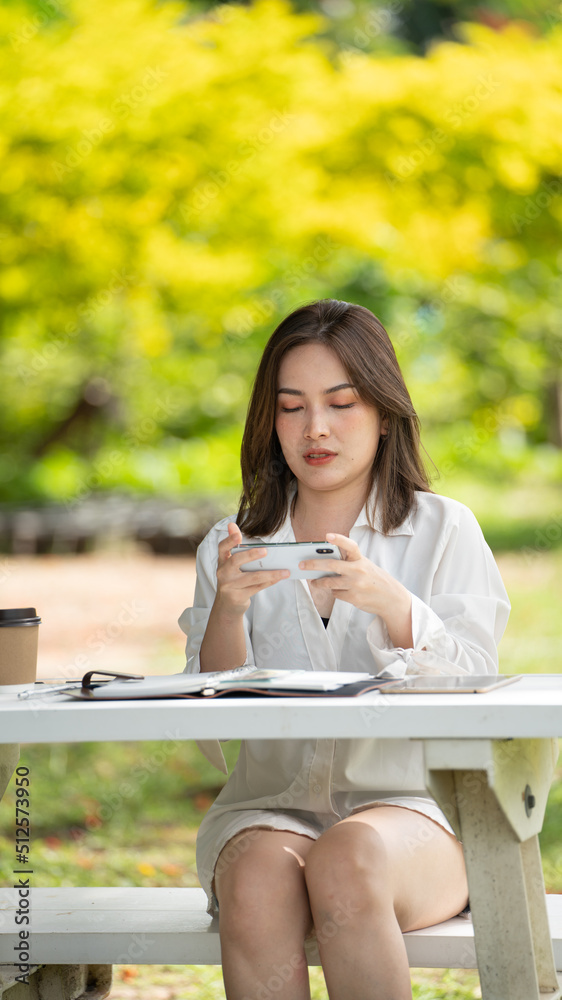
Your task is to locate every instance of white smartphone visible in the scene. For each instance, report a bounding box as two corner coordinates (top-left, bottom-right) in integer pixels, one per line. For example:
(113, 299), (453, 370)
(231, 541), (343, 579)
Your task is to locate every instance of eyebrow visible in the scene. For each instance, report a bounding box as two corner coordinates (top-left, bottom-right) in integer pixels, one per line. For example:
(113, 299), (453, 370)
(277, 383), (356, 396)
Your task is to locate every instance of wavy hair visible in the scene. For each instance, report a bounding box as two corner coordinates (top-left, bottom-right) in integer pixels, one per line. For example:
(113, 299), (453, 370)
(237, 299), (432, 536)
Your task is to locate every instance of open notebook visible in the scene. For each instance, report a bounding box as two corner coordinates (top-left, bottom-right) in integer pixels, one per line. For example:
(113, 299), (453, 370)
(30, 666), (387, 700)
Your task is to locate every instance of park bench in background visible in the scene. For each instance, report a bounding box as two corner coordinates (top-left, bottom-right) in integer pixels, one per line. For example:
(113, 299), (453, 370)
(0, 496), (220, 556)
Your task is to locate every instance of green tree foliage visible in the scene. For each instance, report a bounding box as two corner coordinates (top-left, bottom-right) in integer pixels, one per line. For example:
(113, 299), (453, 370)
(1, 0), (561, 503)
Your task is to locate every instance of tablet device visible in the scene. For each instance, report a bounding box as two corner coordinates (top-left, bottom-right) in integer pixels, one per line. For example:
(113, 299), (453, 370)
(381, 675), (520, 694)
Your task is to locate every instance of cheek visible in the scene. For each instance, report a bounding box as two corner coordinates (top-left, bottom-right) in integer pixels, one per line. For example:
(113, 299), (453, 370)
(275, 419), (289, 454)
(342, 411), (376, 434)
(275, 414), (295, 442)
(344, 414), (381, 452)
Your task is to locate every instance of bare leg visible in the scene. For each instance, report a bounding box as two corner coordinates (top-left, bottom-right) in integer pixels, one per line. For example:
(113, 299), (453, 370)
(304, 806), (469, 1000)
(214, 828), (317, 1000)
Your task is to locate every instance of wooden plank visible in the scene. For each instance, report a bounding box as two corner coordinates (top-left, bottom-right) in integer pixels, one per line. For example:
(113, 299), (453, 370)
(1, 888), (561, 970)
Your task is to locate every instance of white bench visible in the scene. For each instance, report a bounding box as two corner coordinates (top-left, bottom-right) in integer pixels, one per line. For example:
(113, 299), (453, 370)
(1, 887), (562, 998)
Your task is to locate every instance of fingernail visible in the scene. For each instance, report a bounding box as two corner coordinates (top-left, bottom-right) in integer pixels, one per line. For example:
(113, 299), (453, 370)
(326, 533), (335, 540)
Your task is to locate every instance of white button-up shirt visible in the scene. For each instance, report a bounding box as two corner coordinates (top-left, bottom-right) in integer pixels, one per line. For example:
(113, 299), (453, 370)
(179, 490), (510, 908)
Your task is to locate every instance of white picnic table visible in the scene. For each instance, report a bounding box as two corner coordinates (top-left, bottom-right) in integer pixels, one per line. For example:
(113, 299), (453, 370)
(1, 673), (561, 1000)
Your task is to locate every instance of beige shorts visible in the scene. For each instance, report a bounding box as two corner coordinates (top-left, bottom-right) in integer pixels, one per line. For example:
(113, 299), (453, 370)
(202, 795), (456, 918)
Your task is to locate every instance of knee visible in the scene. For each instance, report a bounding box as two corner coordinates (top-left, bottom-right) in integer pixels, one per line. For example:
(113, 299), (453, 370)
(304, 823), (391, 918)
(216, 847), (272, 934)
(215, 837), (312, 946)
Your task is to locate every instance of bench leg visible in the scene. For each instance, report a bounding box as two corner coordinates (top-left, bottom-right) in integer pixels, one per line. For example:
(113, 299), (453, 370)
(454, 772), (560, 1000)
(425, 738), (561, 1000)
(0, 964), (112, 999)
(521, 834), (561, 992)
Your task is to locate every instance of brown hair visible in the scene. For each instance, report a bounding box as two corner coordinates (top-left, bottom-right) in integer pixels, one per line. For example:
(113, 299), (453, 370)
(237, 299), (432, 536)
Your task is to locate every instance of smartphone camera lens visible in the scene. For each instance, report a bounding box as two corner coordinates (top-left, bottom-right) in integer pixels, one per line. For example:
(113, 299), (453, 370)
(316, 548), (333, 554)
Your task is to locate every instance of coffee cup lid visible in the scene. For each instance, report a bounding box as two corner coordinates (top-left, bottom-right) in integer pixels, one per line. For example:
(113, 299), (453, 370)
(0, 608), (41, 626)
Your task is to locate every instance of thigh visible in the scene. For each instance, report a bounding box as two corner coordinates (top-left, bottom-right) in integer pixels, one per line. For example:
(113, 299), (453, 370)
(214, 827), (317, 919)
(339, 805), (468, 931)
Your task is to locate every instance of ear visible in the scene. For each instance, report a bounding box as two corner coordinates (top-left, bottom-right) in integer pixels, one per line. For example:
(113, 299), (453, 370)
(380, 414), (389, 436)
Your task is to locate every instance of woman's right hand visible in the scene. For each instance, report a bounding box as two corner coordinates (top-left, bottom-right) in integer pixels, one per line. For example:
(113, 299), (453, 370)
(214, 521), (290, 617)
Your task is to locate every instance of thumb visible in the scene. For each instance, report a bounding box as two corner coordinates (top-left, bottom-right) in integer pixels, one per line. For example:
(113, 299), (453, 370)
(227, 520), (242, 543)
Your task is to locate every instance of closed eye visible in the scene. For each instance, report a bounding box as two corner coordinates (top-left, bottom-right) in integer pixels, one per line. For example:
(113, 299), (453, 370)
(280, 403), (355, 412)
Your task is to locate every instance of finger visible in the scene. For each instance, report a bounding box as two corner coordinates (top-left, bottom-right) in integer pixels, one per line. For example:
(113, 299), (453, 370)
(311, 575), (351, 591)
(218, 523), (244, 563)
(233, 569), (290, 589)
(232, 548), (268, 569)
(298, 559), (343, 574)
(226, 521), (242, 545)
(326, 532), (361, 561)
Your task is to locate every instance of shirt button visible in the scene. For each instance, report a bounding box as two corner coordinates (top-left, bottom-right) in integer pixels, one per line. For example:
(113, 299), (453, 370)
(313, 784), (322, 794)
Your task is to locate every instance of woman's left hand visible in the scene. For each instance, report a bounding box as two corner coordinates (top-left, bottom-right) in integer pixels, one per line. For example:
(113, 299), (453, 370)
(299, 532), (414, 648)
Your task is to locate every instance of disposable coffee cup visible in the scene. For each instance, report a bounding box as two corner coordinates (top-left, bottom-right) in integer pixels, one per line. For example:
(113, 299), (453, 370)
(0, 608), (41, 696)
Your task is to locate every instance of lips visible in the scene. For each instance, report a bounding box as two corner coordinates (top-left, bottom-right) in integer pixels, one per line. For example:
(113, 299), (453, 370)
(303, 449), (336, 465)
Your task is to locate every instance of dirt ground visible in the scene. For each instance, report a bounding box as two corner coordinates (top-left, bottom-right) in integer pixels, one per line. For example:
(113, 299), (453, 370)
(0, 548), (197, 680)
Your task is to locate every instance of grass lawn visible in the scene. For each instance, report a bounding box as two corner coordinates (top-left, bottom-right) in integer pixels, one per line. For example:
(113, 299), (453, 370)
(1, 540), (561, 998)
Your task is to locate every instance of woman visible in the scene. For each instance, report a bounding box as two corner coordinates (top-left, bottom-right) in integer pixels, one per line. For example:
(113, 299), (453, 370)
(179, 299), (510, 1000)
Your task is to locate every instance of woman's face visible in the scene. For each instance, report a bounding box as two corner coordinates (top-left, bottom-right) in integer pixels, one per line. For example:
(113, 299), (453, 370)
(275, 342), (385, 500)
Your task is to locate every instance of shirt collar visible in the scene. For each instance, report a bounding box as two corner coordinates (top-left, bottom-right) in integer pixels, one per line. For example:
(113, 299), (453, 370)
(254, 486), (415, 541)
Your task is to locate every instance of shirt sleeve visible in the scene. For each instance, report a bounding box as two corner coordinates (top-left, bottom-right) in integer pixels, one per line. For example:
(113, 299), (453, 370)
(178, 525), (255, 675)
(367, 505), (510, 679)
(178, 523), (256, 775)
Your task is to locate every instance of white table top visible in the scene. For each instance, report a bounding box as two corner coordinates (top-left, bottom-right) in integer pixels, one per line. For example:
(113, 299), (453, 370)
(1, 674), (562, 743)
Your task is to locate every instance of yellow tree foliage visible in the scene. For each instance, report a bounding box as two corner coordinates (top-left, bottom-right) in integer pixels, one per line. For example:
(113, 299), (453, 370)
(1, 0), (561, 500)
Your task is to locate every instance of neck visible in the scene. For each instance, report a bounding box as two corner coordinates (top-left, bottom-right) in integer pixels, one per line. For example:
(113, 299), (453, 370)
(291, 481), (370, 541)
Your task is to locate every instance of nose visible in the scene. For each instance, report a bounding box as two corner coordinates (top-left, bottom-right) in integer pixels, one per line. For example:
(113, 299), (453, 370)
(304, 406), (330, 440)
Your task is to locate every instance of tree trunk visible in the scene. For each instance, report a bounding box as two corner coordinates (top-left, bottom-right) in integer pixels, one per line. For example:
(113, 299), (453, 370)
(546, 379), (562, 448)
